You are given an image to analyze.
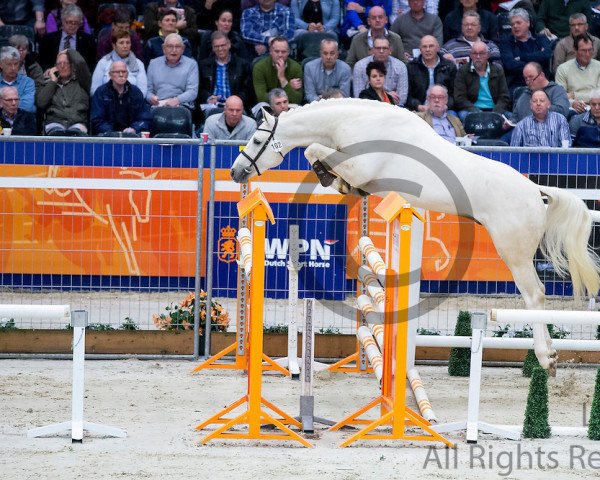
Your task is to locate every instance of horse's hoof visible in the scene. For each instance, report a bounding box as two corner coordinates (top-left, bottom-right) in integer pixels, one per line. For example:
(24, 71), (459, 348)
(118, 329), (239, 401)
(312, 160), (336, 187)
(548, 362), (557, 377)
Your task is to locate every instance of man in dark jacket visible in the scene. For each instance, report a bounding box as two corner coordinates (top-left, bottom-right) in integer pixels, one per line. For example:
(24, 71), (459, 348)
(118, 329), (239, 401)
(443, 0), (498, 43)
(454, 41), (510, 121)
(0, 86), (36, 135)
(406, 35), (457, 111)
(499, 8), (552, 93)
(38, 5), (96, 71)
(198, 32), (253, 113)
(91, 61), (151, 135)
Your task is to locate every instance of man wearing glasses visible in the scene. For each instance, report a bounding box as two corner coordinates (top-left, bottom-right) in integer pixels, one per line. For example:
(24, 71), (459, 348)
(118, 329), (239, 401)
(552, 13), (600, 73)
(39, 4), (95, 70)
(453, 41), (510, 122)
(146, 33), (198, 110)
(501, 61), (569, 139)
(0, 86), (36, 135)
(91, 61), (150, 136)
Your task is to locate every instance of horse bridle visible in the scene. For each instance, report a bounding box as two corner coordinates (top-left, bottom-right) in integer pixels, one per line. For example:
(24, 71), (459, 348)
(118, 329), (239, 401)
(239, 116), (284, 176)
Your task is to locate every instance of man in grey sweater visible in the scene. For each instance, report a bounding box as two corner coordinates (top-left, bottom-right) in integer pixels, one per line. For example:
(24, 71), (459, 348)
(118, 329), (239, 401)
(146, 33), (198, 110)
(203, 95), (257, 141)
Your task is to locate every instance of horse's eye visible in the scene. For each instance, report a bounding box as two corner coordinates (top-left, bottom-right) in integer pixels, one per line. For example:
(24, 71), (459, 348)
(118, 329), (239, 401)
(253, 138), (261, 145)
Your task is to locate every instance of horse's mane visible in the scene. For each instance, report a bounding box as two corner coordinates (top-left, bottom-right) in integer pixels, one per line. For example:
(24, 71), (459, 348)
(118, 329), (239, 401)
(280, 97), (402, 119)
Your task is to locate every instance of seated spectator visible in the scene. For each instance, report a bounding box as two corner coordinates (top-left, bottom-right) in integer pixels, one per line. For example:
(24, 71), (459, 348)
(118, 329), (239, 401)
(553, 14), (600, 74)
(36, 49), (91, 135)
(91, 61), (151, 136)
(8, 34), (44, 91)
(353, 36), (408, 105)
(0, 1), (45, 35)
(417, 84), (466, 143)
(252, 36), (303, 105)
(195, 0), (242, 32)
(198, 32), (253, 113)
(146, 33), (199, 110)
(346, 6), (404, 68)
(253, 87), (292, 122)
(38, 5), (95, 70)
(442, 0), (497, 43)
(535, 0), (591, 40)
(0, 86), (36, 135)
(144, 0), (198, 45)
(46, 0), (92, 35)
(241, 0), (295, 58)
(453, 41), (510, 121)
(197, 10), (248, 62)
(144, 9), (194, 65)
(570, 89), (600, 147)
(0, 46), (35, 113)
(501, 62), (569, 142)
(442, 11), (500, 66)
(96, 8), (144, 61)
(203, 95), (257, 140)
(555, 34), (600, 117)
(390, 0), (443, 59)
(510, 90), (570, 147)
(92, 30), (147, 97)
(304, 38), (351, 102)
(499, 8), (552, 93)
(358, 60), (398, 103)
(406, 35), (456, 111)
(291, 0), (340, 40)
(341, 0), (392, 39)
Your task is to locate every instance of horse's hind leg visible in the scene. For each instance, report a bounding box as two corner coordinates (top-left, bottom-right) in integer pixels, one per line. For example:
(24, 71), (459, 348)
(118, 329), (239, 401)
(492, 227), (557, 374)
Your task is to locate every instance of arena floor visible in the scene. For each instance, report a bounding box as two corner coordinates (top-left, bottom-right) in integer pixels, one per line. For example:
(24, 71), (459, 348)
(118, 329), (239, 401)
(2, 359), (599, 479)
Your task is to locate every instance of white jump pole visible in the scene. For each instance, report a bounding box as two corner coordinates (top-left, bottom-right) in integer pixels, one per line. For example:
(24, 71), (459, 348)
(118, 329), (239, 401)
(416, 335), (600, 351)
(0, 304), (70, 319)
(286, 224), (301, 380)
(27, 310), (126, 442)
(492, 308), (600, 325)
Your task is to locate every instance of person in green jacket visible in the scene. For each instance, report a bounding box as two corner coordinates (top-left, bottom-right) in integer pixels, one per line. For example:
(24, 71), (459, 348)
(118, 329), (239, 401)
(252, 36), (303, 105)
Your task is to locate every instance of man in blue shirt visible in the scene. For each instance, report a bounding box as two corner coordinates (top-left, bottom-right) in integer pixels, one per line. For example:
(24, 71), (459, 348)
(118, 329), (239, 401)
(0, 46), (35, 113)
(242, 0), (295, 58)
(304, 39), (351, 101)
(511, 90), (571, 147)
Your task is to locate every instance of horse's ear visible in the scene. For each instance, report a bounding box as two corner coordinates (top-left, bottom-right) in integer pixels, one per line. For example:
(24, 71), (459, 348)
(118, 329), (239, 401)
(261, 107), (275, 126)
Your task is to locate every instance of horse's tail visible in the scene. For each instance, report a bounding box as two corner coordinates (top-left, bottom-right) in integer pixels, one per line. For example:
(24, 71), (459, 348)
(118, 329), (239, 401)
(539, 185), (600, 298)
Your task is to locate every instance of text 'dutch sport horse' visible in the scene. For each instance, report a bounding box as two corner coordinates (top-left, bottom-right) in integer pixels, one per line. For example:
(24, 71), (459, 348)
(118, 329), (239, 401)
(230, 98), (600, 373)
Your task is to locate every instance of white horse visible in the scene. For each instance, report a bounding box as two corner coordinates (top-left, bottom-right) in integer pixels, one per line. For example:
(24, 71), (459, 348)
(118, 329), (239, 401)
(230, 98), (600, 373)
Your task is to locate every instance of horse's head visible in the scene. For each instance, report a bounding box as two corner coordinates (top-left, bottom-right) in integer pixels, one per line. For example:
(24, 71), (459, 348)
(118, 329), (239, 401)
(230, 108), (286, 183)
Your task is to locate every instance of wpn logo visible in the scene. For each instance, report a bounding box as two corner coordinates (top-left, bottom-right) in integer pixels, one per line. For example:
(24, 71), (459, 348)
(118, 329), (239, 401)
(265, 237), (336, 268)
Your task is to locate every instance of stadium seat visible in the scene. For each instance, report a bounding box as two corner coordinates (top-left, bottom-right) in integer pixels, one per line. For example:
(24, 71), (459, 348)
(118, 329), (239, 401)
(99, 131), (140, 138)
(150, 106), (193, 138)
(463, 112), (505, 140)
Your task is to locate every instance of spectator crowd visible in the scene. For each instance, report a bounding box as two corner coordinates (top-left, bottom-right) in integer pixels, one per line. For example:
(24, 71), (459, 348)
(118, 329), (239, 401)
(1, 0), (600, 147)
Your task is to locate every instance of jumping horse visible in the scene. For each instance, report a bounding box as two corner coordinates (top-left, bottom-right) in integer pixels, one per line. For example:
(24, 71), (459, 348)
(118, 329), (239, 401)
(230, 98), (600, 373)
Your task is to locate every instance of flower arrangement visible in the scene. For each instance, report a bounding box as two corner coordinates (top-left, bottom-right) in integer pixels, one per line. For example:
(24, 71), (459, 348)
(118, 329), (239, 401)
(152, 290), (229, 335)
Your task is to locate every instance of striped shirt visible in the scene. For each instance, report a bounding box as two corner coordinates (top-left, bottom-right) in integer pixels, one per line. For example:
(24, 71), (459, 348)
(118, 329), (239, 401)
(213, 61), (231, 102)
(510, 111), (571, 147)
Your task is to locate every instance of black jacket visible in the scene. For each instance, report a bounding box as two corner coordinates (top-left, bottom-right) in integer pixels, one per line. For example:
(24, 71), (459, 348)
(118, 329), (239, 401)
(38, 31), (96, 71)
(406, 54), (457, 111)
(443, 6), (498, 43)
(358, 85), (398, 105)
(197, 31), (249, 62)
(198, 53), (253, 107)
(0, 109), (37, 135)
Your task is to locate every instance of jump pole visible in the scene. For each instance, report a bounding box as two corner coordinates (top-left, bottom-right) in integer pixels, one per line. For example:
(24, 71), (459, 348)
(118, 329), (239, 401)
(192, 183), (288, 376)
(27, 309), (126, 442)
(196, 188), (312, 447)
(330, 193), (454, 448)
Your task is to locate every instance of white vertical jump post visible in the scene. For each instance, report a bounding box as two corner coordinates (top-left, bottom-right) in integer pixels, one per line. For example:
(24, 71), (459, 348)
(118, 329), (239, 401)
(26, 309), (126, 442)
(433, 308), (600, 443)
(285, 224), (301, 379)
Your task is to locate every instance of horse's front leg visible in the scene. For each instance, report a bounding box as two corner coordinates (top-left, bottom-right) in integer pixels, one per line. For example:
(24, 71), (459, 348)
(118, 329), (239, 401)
(304, 143), (362, 195)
